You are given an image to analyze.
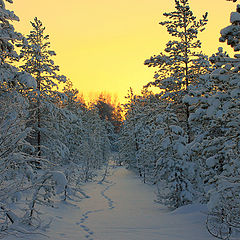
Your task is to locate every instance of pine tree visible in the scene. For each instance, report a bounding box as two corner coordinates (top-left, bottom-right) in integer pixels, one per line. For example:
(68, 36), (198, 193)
(0, 0), (36, 92)
(19, 17), (66, 157)
(0, 0), (21, 64)
(144, 0), (208, 141)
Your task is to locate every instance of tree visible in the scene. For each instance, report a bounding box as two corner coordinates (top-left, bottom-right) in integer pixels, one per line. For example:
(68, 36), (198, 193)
(144, 0), (208, 141)
(79, 107), (111, 181)
(0, 88), (67, 231)
(62, 79), (86, 112)
(220, 4), (240, 51)
(120, 88), (162, 181)
(183, 4), (240, 238)
(119, 88), (142, 171)
(93, 92), (123, 133)
(154, 105), (195, 208)
(0, 0), (36, 92)
(19, 17), (66, 157)
(93, 93), (123, 151)
(205, 49), (240, 239)
(0, 0), (21, 64)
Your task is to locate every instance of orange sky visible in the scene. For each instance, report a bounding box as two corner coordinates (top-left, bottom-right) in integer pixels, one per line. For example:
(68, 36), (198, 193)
(8, 0), (237, 102)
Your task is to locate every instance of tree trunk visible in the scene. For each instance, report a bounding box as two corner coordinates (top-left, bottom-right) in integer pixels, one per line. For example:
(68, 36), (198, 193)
(37, 100), (41, 157)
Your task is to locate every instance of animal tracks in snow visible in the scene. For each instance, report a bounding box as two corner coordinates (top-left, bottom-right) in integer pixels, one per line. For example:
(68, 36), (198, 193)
(77, 170), (117, 240)
(12, 167), (213, 240)
(76, 209), (103, 240)
(100, 182), (116, 210)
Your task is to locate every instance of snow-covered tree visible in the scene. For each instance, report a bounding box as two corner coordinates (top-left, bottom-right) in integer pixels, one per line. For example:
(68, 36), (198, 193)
(77, 107), (111, 181)
(62, 79), (86, 112)
(120, 89), (163, 182)
(205, 50), (240, 239)
(120, 88), (195, 207)
(0, 2), (115, 237)
(130, 90), (165, 183)
(0, 0), (36, 93)
(220, 4), (240, 51)
(61, 80), (85, 162)
(93, 93), (123, 151)
(0, 0), (21, 64)
(183, 4), (240, 238)
(119, 89), (146, 173)
(0, 91), (30, 227)
(0, 90), (66, 231)
(19, 17), (66, 158)
(144, 0), (208, 141)
(154, 105), (195, 208)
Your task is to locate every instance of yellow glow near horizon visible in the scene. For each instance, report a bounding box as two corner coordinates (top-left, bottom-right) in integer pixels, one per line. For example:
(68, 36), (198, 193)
(9, 0), (237, 103)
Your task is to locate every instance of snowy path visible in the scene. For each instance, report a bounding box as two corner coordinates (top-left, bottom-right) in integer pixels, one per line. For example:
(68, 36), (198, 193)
(74, 166), (214, 240)
(6, 166), (216, 240)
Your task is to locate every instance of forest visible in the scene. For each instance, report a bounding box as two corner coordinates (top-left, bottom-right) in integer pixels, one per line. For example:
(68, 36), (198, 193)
(0, 0), (239, 239)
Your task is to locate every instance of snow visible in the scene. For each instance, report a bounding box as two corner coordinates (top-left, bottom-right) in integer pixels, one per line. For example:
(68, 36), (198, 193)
(161, 136), (171, 149)
(51, 171), (68, 194)
(230, 12), (240, 24)
(220, 25), (234, 37)
(18, 73), (37, 89)
(155, 128), (165, 136)
(175, 142), (185, 157)
(231, 88), (240, 98)
(5, 166), (216, 240)
(206, 156), (217, 168)
(207, 191), (220, 210)
(169, 125), (184, 135)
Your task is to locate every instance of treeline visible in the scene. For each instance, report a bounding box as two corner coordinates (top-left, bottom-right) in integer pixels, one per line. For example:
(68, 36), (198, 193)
(0, 1), (122, 236)
(119, 0), (239, 239)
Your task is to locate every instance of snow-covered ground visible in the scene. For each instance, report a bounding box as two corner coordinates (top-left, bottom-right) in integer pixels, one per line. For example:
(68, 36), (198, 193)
(5, 166), (216, 240)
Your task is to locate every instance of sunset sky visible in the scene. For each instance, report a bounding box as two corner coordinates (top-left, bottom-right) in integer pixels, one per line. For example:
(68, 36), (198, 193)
(9, 0), (237, 102)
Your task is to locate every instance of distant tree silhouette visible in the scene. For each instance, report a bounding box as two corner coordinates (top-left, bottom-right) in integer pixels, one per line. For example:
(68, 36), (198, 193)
(93, 92), (123, 133)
